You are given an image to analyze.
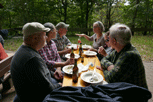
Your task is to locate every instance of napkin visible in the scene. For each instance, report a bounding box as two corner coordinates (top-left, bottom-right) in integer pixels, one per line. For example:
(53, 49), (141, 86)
(78, 63), (92, 72)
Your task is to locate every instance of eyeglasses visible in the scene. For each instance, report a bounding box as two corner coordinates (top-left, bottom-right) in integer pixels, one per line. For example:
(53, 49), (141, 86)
(93, 26), (98, 28)
(104, 38), (109, 42)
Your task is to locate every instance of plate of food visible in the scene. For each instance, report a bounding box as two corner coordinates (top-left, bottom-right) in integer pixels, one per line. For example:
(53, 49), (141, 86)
(82, 44), (92, 49)
(62, 65), (82, 75)
(81, 71), (103, 84)
(67, 44), (77, 49)
(65, 53), (80, 59)
(83, 51), (97, 56)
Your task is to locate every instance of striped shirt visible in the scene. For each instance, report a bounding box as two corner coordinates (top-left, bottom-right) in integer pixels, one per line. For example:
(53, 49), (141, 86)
(101, 43), (148, 89)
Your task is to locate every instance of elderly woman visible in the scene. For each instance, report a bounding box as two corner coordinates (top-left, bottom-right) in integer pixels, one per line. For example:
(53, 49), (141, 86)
(99, 23), (148, 89)
(76, 21), (105, 52)
(38, 22), (73, 81)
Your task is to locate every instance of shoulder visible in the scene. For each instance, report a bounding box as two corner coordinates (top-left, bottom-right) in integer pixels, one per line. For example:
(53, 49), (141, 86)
(121, 46), (141, 61)
(91, 34), (96, 37)
(63, 35), (68, 39)
(52, 39), (58, 43)
(13, 45), (41, 63)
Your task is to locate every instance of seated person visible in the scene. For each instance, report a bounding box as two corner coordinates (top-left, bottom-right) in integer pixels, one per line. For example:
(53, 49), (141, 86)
(38, 22), (73, 81)
(11, 22), (61, 102)
(0, 42), (8, 98)
(0, 35), (4, 47)
(98, 31), (114, 60)
(0, 43), (8, 61)
(76, 21), (106, 52)
(53, 22), (72, 60)
(98, 23), (148, 89)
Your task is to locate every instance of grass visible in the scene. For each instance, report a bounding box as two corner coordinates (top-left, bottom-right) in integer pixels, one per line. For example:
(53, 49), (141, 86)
(4, 35), (153, 62)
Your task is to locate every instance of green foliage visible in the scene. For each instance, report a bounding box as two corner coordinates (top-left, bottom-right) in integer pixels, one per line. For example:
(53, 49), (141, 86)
(0, 0), (153, 36)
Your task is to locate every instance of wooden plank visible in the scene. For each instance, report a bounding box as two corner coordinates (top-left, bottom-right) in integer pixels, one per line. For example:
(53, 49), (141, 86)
(62, 49), (104, 87)
(0, 55), (13, 77)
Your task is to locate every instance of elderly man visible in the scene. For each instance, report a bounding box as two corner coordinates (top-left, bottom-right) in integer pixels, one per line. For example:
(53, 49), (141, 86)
(53, 22), (71, 60)
(11, 22), (61, 102)
(100, 23), (148, 89)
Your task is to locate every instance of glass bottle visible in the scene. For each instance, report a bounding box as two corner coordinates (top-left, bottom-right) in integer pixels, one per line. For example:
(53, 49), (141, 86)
(78, 36), (81, 43)
(70, 47), (74, 59)
(72, 59), (78, 83)
(79, 43), (83, 57)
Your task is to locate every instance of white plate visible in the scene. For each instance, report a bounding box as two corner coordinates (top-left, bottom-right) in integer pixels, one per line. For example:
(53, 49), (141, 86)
(82, 45), (92, 49)
(62, 65), (82, 75)
(65, 54), (80, 59)
(81, 71), (103, 84)
(67, 44), (77, 49)
(83, 51), (97, 56)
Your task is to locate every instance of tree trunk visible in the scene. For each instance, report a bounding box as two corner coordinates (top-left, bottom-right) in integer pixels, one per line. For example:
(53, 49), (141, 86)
(143, 0), (149, 36)
(131, 0), (140, 36)
(63, 0), (67, 23)
(85, 0), (89, 35)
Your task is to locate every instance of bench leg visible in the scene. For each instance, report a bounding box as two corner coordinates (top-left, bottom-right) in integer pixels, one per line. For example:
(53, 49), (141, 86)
(2, 78), (11, 92)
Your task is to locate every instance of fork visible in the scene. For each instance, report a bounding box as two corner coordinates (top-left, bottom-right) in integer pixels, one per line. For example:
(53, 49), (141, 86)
(90, 68), (96, 82)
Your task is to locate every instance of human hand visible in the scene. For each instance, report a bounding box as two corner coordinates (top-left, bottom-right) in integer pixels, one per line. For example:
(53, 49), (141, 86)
(65, 58), (74, 65)
(98, 46), (107, 57)
(96, 66), (103, 71)
(66, 48), (71, 53)
(75, 34), (84, 37)
(107, 65), (114, 71)
(54, 68), (63, 80)
(58, 82), (63, 86)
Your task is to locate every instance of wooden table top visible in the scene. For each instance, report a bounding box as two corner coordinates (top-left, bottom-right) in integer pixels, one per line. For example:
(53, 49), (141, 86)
(62, 49), (105, 87)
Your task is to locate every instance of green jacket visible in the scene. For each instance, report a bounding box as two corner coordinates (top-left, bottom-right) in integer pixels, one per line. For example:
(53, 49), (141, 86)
(101, 43), (148, 89)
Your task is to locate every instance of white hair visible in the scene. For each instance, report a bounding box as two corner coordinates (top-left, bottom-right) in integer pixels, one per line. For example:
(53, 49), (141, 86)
(109, 23), (132, 46)
(94, 21), (105, 32)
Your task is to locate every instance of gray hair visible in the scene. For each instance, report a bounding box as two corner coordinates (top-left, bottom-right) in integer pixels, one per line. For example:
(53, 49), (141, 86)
(94, 21), (105, 32)
(109, 23), (132, 46)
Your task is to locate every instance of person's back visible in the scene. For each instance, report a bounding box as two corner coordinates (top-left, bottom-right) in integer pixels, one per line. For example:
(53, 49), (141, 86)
(11, 45), (57, 102)
(11, 22), (61, 102)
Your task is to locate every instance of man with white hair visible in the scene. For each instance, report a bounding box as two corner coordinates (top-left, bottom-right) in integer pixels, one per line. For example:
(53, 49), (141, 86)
(100, 23), (148, 89)
(11, 22), (61, 102)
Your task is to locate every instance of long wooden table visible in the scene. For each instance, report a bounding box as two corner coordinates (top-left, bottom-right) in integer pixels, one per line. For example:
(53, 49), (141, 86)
(62, 49), (105, 87)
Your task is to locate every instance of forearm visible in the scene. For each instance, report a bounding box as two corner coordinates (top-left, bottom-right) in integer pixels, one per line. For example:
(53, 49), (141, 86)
(83, 34), (91, 41)
(101, 57), (113, 70)
(58, 49), (70, 56)
(54, 62), (65, 68)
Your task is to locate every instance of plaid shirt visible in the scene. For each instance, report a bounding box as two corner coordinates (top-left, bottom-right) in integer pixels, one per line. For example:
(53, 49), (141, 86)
(101, 43), (148, 89)
(52, 33), (71, 51)
(38, 40), (61, 71)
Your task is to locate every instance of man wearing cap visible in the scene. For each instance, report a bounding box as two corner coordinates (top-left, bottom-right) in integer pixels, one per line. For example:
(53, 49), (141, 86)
(11, 22), (62, 102)
(53, 22), (71, 60)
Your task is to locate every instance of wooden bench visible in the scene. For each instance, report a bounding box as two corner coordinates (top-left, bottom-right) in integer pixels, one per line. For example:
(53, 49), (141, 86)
(0, 55), (13, 92)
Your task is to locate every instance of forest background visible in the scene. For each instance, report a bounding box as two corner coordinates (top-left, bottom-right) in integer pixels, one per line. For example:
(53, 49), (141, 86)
(0, 0), (153, 36)
(0, 0), (153, 62)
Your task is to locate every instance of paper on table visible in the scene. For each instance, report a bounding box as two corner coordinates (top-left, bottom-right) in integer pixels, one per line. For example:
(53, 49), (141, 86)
(78, 62), (92, 72)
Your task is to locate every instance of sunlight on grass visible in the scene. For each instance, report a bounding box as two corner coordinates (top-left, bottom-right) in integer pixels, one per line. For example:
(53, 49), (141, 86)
(4, 35), (153, 62)
(131, 35), (153, 62)
(4, 37), (23, 51)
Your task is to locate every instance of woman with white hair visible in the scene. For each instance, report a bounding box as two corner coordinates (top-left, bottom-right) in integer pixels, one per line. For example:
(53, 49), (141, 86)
(76, 21), (106, 52)
(98, 23), (148, 89)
